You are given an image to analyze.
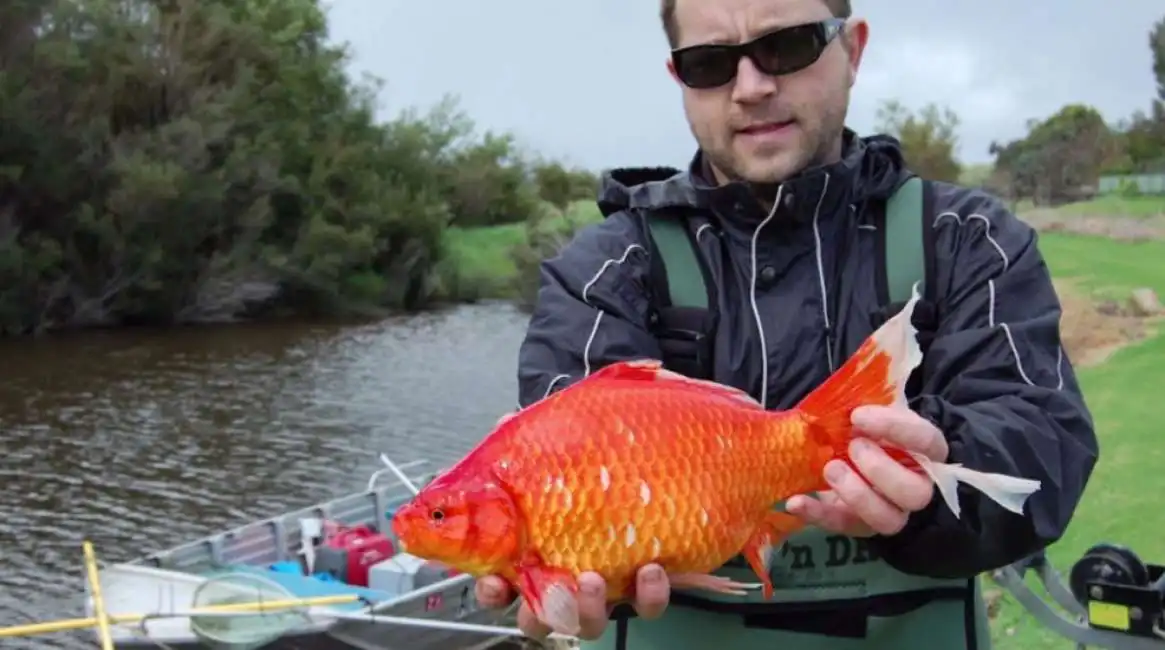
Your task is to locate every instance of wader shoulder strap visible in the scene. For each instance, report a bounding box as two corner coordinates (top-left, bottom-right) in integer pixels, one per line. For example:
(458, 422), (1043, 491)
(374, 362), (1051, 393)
(882, 175), (927, 305)
(875, 174), (940, 334)
(643, 211), (717, 380)
(876, 174), (940, 398)
(645, 212), (708, 309)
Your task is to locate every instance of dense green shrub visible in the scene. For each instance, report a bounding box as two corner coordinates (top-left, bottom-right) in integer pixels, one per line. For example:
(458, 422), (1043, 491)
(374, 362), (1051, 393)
(0, 0), (600, 335)
(510, 200), (604, 311)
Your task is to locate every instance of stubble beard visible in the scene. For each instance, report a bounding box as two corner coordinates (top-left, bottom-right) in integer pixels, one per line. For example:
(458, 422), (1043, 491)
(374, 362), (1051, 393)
(704, 115), (844, 191)
(695, 74), (853, 199)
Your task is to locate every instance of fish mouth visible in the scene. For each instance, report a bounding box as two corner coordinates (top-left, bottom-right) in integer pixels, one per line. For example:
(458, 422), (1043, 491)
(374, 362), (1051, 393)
(389, 509), (411, 551)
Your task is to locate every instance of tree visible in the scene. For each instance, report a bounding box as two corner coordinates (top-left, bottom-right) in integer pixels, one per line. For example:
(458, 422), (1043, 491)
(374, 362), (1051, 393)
(1109, 14), (1165, 174)
(1152, 14), (1164, 103)
(990, 105), (1121, 204)
(875, 100), (962, 183)
(984, 14), (1165, 199)
(0, 0), (571, 335)
(530, 160), (600, 211)
(1111, 107), (1165, 174)
(1123, 15), (1165, 173)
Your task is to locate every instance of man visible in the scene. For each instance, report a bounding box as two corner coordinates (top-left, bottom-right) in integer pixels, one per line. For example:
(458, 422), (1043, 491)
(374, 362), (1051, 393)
(475, 0), (1099, 648)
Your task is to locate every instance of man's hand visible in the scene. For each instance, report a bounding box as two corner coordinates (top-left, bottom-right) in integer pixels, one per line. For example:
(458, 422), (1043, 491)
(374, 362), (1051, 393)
(787, 405), (948, 537)
(474, 565), (670, 640)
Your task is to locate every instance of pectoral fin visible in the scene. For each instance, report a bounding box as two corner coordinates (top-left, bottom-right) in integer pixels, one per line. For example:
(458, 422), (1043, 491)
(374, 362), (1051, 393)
(516, 561), (581, 636)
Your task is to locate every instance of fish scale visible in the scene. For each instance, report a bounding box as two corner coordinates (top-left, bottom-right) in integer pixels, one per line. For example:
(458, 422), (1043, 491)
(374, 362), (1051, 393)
(495, 382), (818, 600)
(391, 287), (1044, 637)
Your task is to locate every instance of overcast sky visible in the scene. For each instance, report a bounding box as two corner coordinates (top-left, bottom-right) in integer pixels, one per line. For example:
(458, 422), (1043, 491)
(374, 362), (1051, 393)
(325, 1), (1162, 171)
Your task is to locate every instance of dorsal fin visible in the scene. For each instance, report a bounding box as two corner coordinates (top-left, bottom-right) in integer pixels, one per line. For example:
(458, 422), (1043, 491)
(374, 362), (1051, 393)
(498, 359), (764, 438)
(586, 359), (763, 408)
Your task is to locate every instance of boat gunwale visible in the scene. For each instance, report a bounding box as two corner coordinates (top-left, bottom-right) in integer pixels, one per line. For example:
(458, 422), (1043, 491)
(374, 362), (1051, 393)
(86, 459), (537, 648)
(129, 459), (435, 573)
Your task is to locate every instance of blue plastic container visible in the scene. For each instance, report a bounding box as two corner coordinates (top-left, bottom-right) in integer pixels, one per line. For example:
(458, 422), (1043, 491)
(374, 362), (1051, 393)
(268, 560), (304, 576)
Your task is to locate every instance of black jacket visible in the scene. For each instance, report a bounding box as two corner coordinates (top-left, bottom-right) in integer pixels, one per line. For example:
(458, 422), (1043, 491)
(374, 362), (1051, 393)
(515, 130), (1099, 580)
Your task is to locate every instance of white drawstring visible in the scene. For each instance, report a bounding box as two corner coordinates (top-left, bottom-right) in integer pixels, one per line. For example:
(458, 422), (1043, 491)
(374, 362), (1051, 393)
(748, 187), (783, 408)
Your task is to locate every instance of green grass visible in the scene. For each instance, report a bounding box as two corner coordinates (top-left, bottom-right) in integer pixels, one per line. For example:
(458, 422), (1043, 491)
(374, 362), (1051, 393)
(444, 222), (527, 284)
(989, 232), (1165, 649)
(439, 200), (604, 301)
(1058, 194), (1165, 217)
(1037, 231), (1165, 298)
(1018, 194), (1165, 218)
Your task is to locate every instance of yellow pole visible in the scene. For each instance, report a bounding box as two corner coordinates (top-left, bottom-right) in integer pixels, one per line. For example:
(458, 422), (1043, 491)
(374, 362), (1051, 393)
(0, 594), (361, 638)
(82, 541), (114, 650)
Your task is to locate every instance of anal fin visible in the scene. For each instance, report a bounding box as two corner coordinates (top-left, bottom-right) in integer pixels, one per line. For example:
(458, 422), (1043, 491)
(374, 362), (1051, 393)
(741, 511), (806, 600)
(667, 572), (755, 596)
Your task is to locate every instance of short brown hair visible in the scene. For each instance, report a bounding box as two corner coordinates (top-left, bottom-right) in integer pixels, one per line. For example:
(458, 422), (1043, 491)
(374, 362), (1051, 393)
(660, 0), (852, 49)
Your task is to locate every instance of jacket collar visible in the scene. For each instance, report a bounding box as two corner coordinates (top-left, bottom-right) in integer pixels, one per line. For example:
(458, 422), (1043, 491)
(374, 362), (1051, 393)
(686, 128), (879, 233)
(595, 129), (909, 237)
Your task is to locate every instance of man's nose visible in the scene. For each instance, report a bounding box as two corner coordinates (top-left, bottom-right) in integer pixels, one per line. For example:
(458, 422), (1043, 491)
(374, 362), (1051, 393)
(731, 56), (779, 103)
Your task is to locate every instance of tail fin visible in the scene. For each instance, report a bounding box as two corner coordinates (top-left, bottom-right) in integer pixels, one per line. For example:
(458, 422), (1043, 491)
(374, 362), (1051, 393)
(794, 283), (925, 446)
(793, 283), (1042, 519)
(911, 457), (1041, 518)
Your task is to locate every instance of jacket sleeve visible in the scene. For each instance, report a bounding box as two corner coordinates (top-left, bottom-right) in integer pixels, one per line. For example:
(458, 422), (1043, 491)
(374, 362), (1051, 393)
(867, 186), (1100, 579)
(516, 211), (663, 408)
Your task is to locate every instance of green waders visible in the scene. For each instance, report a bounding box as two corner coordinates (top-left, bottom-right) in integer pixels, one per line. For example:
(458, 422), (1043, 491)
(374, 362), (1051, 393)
(583, 177), (993, 650)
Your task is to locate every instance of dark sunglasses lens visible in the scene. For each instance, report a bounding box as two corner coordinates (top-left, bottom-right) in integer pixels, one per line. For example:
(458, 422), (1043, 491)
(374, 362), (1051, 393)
(751, 24), (828, 75)
(674, 48), (738, 88)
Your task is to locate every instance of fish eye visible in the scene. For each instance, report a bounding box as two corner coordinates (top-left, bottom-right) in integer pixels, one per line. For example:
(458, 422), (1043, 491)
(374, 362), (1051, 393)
(430, 508), (445, 521)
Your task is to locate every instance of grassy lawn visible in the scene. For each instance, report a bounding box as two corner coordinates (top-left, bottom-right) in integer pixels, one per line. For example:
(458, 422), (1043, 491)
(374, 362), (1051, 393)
(989, 231), (1165, 649)
(443, 222), (527, 287)
(1037, 231), (1165, 298)
(1018, 194), (1165, 218)
(1055, 194), (1165, 218)
(439, 200), (603, 301)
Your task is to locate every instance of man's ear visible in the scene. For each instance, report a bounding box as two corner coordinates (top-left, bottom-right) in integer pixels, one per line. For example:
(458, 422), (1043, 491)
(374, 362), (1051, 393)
(842, 18), (869, 88)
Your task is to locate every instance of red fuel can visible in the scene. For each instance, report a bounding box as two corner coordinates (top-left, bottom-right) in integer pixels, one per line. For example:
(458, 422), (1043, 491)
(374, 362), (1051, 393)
(318, 526), (395, 587)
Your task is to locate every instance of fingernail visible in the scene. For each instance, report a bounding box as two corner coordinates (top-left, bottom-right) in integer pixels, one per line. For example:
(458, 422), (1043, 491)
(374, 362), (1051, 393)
(642, 566), (664, 585)
(824, 461), (847, 483)
(581, 578), (603, 597)
(482, 583), (502, 600)
(579, 572), (605, 594)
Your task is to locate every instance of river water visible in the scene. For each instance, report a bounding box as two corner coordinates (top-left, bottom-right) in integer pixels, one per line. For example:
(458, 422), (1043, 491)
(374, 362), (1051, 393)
(0, 302), (532, 648)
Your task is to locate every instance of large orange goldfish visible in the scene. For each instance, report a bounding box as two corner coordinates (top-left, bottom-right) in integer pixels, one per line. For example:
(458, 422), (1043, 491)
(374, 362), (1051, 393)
(390, 286), (1041, 635)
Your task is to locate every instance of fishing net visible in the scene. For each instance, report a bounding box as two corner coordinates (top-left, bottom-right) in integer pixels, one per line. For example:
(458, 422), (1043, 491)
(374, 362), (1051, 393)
(188, 572), (311, 650)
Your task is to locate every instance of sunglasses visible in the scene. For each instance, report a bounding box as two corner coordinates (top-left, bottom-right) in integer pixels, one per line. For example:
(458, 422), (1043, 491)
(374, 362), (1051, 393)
(671, 17), (847, 89)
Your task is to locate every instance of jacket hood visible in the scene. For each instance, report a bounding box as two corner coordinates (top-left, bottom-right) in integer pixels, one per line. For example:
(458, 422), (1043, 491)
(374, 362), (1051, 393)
(596, 129), (910, 230)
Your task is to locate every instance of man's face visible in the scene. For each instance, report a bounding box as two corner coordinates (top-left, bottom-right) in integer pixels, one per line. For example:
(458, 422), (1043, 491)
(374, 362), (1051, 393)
(667, 0), (868, 185)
